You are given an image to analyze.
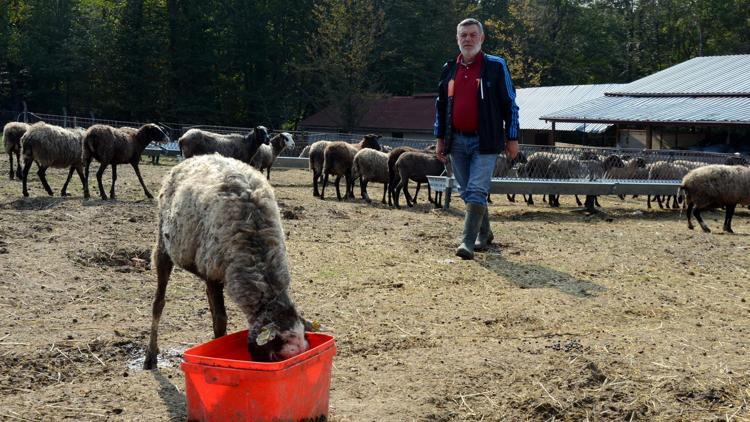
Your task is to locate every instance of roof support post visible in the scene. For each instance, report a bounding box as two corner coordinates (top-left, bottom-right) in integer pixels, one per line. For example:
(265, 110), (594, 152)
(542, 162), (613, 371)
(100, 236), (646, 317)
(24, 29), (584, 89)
(646, 125), (653, 149)
(551, 121), (556, 145)
(615, 124), (620, 147)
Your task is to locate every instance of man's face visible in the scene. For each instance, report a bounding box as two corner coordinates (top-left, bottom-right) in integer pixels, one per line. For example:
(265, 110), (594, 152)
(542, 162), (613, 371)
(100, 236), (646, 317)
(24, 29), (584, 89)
(457, 24), (484, 58)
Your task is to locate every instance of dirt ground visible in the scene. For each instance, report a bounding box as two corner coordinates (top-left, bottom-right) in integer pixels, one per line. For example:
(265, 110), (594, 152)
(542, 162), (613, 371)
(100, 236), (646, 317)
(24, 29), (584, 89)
(0, 153), (749, 421)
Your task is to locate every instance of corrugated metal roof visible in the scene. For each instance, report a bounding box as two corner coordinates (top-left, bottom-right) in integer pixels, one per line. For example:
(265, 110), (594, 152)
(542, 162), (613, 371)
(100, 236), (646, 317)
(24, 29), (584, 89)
(607, 55), (750, 96)
(541, 96), (750, 125)
(517, 84), (623, 133)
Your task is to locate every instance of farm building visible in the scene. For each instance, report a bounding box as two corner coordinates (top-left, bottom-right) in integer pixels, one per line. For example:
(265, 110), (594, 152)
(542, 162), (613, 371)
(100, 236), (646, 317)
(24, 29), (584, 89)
(542, 55), (750, 153)
(299, 85), (620, 145)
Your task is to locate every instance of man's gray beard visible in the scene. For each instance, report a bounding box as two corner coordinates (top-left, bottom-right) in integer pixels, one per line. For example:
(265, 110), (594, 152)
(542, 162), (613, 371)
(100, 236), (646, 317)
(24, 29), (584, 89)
(460, 45), (482, 58)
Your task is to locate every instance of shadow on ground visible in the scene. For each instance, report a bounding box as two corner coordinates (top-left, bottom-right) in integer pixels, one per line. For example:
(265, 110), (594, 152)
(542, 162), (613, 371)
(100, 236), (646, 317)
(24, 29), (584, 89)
(479, 250), (606, 297)
(151, 370), (186, 420)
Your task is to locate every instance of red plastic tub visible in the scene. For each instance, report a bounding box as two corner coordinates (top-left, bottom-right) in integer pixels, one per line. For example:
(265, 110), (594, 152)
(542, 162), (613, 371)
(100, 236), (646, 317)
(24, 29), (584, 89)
(181, 330), (336, 422)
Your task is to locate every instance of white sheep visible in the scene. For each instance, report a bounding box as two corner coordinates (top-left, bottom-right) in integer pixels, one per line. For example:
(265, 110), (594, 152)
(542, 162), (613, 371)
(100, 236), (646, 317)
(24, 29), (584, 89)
(20, 122), (88, 198)
(681, 164), (750, 233)
(250, 132), (295, 180)
(351, 148), (389, 203)
(647, 161), (689, 209)
(3, 122), (29, 180)
(144, 153), (310, 369)
(308, 140), (331, 197)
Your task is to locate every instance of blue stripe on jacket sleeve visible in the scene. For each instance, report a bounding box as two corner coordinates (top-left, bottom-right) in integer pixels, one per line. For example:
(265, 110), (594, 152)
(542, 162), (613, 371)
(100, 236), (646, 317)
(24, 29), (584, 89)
(499, 58), (520, 140)
(433, 97), (441, 137)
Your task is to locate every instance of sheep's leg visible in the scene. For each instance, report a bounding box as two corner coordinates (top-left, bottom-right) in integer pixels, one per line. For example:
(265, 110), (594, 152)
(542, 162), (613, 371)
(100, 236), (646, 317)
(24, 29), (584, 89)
(361, 179), (371, 202)
(334, 175), (343, 201)
(575, 195), (583, 206)
(206, 283), (227, 338)
(313, 171), (321, 197)
(319, 173), (328, 200)
(427, 184), (433, 206)
(344, 170), (354, 199)
(266, 168), (271, 180)
(96, 163), (109, 200)
(656, 195), (665, 209)
(15, 151), (21, 179)
(595, 196), (601, 207)
(647, 195), (652, 209)
(693, 207), (711, 233)
(109, 164), (117, 200)
(37, 166), (54, 196)
(671, 196), (680, 209)
(388, 175), (400, 207)
(526, 194), (534, 205)
(75, 166), (88, 199)
(144, 243), (173, 370)
(60, 166), (76, 196)
(8, 153), (14, 180)
(412, 182), (421, 205)
(21, 159), (33, 197)
(393, 180), (403, 208)
(403, 179), (415, 207)
(84, 157), (93, 199)
(686, 202), (695, 230)
(507, 194), (515, 203)
(381, 182), (388, 204)
(131, 163), (153, 199)
(723, 204), (736, 233)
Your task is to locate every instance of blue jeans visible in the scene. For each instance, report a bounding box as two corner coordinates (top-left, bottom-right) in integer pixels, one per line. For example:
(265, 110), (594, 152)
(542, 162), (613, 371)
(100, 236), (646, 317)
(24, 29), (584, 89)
(450, 133), (495, 206)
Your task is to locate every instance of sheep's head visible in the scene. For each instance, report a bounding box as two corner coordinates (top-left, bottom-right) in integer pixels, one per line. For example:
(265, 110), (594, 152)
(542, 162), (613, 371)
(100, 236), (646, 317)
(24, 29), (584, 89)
(602, 154), (625, 171)
(580, 151), (599, 161)
(138, 124), (170, 144)
(630, 157), (647, 168)
(510, 151), (527, 165)
(725, 153), (749, 166)
(248, 296), (309, 362)
(271, 132), (295, 153)
(360, 134), (382, 151)
(252, 126), (270, 146)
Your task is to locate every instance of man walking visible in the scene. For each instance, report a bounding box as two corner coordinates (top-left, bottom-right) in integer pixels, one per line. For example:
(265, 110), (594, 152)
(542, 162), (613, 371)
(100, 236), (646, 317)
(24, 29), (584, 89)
(434, 18), (520, 260)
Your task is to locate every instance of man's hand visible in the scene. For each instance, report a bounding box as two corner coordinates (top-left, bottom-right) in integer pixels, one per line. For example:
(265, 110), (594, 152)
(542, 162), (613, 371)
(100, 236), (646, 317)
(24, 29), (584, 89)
(435, 138), (448, 163)
(505, 140), (519, 160)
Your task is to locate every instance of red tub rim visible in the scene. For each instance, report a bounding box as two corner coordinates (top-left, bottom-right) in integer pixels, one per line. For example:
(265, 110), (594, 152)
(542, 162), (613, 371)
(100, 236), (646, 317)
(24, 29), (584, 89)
(182, 330), (335, 371)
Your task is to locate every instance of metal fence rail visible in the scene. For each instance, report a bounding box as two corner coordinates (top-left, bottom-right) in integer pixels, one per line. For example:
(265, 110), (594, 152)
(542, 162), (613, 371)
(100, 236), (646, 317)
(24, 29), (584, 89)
(427, 144), (745, 209)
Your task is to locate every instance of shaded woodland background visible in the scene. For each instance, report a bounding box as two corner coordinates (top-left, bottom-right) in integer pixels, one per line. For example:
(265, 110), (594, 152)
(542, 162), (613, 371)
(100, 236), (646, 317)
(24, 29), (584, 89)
(1, 0), (748, 130)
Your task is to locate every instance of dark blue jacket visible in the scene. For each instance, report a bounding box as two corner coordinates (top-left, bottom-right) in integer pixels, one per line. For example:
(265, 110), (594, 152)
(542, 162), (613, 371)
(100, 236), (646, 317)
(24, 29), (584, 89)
(433, 53), (520, 154)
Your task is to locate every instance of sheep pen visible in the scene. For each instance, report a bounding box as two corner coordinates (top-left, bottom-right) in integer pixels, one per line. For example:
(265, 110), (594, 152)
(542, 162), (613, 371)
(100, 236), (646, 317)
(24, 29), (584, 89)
(0, 161), (749, 421)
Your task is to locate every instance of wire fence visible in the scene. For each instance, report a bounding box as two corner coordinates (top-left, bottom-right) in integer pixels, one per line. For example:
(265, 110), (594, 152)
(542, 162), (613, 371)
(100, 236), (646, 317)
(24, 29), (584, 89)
(2, 109), (745, 182)
(1, 110), (436, 158)
(499, 144), (743, 182)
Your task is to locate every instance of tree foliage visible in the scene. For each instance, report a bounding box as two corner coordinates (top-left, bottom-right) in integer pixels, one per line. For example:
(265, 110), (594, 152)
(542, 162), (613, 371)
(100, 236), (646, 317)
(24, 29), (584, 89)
(0, 0), (747, 127)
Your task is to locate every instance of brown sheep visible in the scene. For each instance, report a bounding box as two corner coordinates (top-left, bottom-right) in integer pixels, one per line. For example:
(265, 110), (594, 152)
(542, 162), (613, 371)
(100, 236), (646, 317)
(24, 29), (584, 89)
(82, 124), (169, 200)
(320, 134), (382, 201)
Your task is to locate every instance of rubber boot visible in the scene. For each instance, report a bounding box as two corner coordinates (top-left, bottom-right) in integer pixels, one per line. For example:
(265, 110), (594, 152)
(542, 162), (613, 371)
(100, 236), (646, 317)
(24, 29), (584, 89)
(474, 207), (494, 251)
(455, 203), (485, 260)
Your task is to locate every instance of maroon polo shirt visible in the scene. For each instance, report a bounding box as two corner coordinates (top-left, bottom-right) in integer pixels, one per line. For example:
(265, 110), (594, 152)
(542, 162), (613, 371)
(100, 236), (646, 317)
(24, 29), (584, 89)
(451, 51), (483, 133)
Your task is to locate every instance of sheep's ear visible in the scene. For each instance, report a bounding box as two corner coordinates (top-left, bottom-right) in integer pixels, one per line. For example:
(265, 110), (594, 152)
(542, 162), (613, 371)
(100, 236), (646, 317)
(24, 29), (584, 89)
(303, 318), (330, 332)
(256, 323), (279, 346)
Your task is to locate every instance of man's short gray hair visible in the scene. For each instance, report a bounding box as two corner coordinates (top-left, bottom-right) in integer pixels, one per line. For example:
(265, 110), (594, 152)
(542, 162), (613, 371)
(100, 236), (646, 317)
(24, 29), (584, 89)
(457, 18), (483, 34)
